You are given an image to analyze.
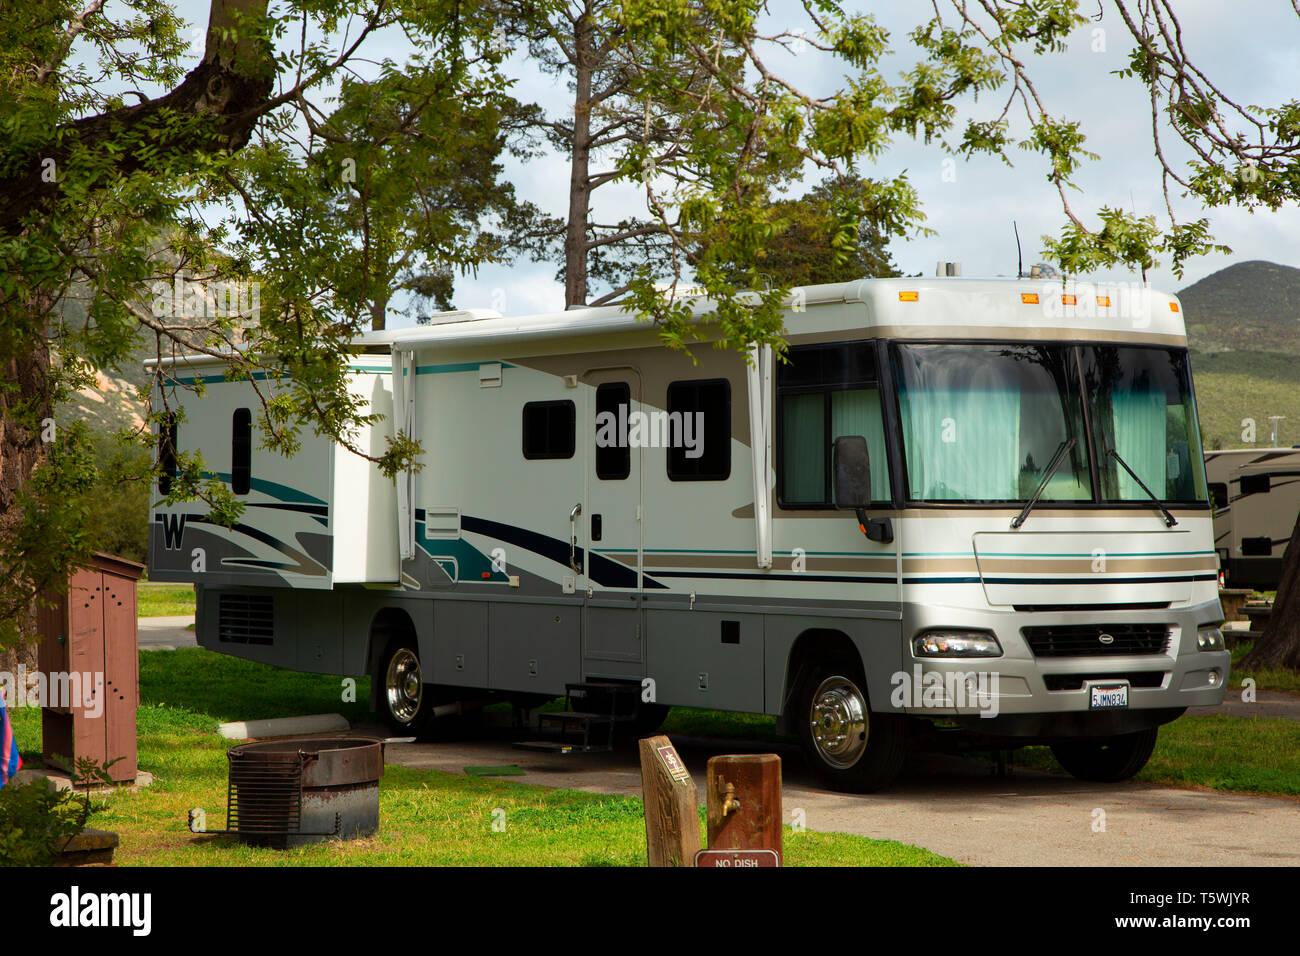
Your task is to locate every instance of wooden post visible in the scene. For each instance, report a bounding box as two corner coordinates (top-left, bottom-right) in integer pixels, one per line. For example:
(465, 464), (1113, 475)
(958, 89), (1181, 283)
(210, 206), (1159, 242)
(705, 754), (782, 865)
(638, 735), (700, 867)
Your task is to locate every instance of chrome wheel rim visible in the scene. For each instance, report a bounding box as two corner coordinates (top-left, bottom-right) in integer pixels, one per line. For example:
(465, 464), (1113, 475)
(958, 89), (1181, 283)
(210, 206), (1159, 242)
(809, 675), (868, 769)
(386, 648), (422, 724)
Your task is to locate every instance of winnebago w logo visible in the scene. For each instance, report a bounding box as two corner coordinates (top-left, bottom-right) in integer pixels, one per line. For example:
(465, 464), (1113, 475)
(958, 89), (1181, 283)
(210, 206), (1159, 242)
(157, 513), (187, 550)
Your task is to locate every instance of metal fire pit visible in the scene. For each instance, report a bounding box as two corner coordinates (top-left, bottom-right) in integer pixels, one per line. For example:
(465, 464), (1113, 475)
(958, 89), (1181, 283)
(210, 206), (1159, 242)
(192, 735), (384, 849)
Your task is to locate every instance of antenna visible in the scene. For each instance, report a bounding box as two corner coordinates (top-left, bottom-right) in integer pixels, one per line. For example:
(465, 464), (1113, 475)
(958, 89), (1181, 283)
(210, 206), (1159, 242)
(1013, 220), (1023, 279)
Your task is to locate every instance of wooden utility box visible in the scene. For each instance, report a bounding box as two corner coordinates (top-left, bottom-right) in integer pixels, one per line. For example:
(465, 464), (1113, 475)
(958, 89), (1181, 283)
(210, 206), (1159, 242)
(37, 553), (142, 783)
(705, 754), (782, 865)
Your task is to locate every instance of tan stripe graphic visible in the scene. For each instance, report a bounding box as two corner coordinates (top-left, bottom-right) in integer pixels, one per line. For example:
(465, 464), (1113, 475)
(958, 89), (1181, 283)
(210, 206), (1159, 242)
(976, 556), (1213, 574)
(605, 552), (897, 573)
(902, 556), (1214, 574)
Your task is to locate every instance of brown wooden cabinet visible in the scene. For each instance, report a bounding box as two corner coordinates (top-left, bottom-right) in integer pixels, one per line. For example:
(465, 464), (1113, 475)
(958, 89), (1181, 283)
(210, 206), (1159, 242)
(37, 553), (142, 783)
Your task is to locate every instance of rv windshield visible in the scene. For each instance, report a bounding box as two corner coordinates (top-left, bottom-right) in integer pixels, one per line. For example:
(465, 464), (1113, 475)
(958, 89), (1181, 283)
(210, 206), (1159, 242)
(892, 342), (1209, 505)
(1079, 345), (1208, 504)
(892, 344), (1092, 502)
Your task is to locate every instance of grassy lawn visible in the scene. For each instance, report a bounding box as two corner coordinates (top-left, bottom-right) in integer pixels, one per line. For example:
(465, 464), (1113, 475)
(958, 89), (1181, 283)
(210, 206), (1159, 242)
(7, 650), (955, 867)
(1228, 640), (1300, 695)
(663, 706), (783, 742)
(138, 583), (196, 618)
(1011, 715), (1300, 796)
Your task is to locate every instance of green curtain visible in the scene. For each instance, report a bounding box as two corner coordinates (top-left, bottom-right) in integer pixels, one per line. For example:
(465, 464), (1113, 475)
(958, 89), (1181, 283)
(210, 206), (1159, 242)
(781, 392), (824, 502)
(832, 389), (890, 501)
(1112, 386), (1166, 499)
(900, 386), (1021, 500)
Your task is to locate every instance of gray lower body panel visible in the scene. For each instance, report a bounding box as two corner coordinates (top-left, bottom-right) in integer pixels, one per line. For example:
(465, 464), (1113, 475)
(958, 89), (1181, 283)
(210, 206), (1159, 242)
(196, 587), (1229, 735)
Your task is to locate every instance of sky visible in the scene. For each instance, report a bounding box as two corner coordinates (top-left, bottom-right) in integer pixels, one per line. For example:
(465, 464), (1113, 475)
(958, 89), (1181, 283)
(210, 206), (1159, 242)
(163, 1), (1300, 324)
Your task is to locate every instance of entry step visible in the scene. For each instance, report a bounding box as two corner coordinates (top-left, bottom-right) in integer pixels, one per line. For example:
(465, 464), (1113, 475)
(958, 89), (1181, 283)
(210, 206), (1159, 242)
(511, 681), (643, 753)
(512, 740), (587, 754)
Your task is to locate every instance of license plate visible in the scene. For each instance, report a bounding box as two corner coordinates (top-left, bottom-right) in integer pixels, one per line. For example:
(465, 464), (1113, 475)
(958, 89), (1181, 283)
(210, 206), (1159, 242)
(1089, 684), (1129, 709)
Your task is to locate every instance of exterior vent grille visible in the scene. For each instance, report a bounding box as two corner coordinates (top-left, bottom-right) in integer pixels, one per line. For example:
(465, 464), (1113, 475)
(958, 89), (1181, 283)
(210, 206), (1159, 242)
(1022, 623), (1171, 658)
(218, 593), (274, 645)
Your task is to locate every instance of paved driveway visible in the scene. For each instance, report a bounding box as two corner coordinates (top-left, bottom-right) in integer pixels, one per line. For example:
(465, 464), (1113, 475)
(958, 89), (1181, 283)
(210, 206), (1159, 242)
(383, 727), (1300, 866)
(137, 615), (198, 650)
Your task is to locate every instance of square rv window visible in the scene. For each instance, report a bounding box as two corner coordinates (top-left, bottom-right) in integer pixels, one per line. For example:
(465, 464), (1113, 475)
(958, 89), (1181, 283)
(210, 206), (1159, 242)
(522, 400), (576, 459)
(666, 378), (730, 481)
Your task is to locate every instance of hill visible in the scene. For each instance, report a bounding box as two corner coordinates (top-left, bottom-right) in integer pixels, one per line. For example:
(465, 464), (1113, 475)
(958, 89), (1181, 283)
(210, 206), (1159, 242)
(1177, 261), (1300, 450)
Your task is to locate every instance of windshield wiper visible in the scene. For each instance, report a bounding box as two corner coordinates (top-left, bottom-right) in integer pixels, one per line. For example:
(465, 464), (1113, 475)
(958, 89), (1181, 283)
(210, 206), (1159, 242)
(1011, 438), (1076, 529)
(1106, 449), (1178, 527)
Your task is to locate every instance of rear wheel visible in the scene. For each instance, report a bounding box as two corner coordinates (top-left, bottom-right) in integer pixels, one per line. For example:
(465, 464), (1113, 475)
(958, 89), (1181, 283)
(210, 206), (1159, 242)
(796, 661), (906, 793)
(1050, 727), (1158, 782)
(628, 702), (671, 737)
(380, 642), (433, 736)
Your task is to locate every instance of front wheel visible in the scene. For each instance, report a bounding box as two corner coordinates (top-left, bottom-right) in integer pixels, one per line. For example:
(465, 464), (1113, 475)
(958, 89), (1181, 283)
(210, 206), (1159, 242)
(796, 662), (907, 793)
(1050, 727), (1158, 782)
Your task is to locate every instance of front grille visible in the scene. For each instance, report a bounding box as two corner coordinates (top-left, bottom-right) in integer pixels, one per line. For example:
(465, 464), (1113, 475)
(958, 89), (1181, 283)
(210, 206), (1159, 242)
(1043, 672), (1168, 691)
(218, 593), (274, 645)
(1022, 623), (1171, 657)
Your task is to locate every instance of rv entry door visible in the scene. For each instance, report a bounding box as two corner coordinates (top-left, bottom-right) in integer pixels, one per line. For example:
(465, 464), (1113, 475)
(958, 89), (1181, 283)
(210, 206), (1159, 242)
(582, 368), (645, 665)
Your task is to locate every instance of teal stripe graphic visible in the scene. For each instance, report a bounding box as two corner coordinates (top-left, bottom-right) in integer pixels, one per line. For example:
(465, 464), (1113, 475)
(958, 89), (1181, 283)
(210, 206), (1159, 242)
(414, 362), (516, 375)
(202, 471), (327, 506)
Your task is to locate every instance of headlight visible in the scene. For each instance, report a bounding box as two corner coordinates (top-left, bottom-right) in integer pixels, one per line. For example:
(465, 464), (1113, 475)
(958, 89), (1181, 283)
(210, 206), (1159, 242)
(912, 630), (1002, 658)
(1196, 627), (1225, 652)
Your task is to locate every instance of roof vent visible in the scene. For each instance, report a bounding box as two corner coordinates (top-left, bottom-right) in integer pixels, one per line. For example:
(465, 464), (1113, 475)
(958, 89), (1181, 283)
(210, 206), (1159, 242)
(415, 308), (502, 326)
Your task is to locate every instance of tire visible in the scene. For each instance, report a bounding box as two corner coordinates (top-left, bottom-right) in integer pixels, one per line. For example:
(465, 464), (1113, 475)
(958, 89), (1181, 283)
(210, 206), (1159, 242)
(628, 703), (671, 737)
(795, 660), (907, 793)
(1050, 727), (1158, 782)
(379, 641), (434, 737)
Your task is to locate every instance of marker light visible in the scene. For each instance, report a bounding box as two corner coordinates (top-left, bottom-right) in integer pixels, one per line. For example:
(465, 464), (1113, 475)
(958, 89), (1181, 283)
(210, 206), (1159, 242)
(1061, 294), (1076, 305)
(1097, 295), (1111, 307)
(899, 291), (919, 302)
(1021, 293), (1039, 304)
(1169, 302), (1180, 312)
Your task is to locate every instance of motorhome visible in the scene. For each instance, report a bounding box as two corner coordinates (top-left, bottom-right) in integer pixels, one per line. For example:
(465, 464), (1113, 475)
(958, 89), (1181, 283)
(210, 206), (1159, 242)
(1204, 447), (1300, 590)
(148, 278), (1230, 792)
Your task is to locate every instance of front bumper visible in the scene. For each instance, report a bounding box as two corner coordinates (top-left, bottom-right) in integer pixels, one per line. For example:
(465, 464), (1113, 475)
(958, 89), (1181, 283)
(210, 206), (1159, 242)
(889, 598), (1230, 731)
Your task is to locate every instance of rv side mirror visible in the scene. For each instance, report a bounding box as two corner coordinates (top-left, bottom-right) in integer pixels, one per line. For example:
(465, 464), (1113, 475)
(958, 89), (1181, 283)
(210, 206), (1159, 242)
(832, 435), (893, 544)
(833, 435), (871, 508)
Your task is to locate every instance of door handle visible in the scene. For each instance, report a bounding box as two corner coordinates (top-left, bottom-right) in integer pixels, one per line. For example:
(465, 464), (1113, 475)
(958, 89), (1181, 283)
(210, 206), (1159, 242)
(569, 503), (583, 572)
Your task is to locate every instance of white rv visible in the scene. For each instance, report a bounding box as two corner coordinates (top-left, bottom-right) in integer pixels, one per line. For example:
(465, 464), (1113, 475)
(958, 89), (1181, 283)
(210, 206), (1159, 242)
(149, 278), (1230, 792)
(1204, 448), (1300, 590)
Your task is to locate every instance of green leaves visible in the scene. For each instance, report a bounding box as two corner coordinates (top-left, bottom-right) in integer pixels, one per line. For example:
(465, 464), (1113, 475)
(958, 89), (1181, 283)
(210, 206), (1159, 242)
(1040, 207), (1230, 281)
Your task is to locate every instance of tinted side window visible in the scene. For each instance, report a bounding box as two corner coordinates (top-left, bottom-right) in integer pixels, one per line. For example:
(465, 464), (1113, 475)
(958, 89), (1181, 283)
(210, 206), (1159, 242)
(667, 379), (730, 481)
(595, 382), (631, 480)
(158, 415), (178, 495)
(523, 400), (576, 459)
(232, 408), (252, 495)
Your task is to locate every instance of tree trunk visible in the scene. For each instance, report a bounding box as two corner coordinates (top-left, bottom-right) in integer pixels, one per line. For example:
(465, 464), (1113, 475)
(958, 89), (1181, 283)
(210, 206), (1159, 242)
(564, 6), (595, 308)
(1241, 510), (1300, 670)
(0, 336), (54, 646)
(0, 0), (276, 646)
(0, 0), (273, 233)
